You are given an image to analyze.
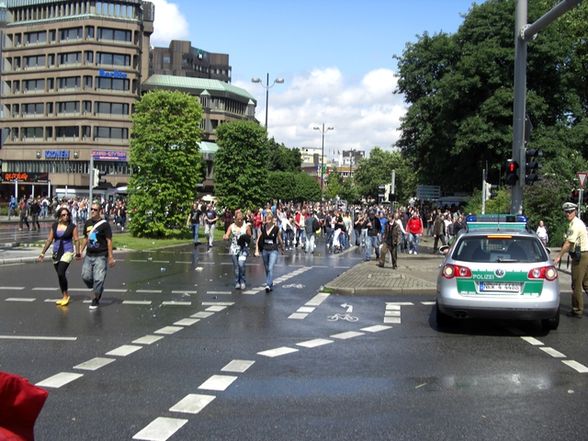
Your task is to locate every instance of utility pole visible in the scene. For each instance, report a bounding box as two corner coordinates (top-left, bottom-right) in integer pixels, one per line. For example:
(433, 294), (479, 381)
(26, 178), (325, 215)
(511, 0), (583, 214)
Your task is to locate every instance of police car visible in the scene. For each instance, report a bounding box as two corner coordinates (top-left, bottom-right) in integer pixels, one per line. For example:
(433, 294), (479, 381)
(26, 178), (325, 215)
(436, 214), (560, 331)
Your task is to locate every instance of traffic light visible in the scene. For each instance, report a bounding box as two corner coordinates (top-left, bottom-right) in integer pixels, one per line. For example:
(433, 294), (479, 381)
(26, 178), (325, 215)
(384, 184), (391, 202)
(505, 160), (519, 186)
(378, 184), (386, 202)
(525, 148), (541, 185)
(489, 184), (498, 199)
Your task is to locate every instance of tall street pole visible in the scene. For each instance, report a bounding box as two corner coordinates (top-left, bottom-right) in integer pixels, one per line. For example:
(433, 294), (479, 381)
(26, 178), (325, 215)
(313, 123), (334, 200)
(251, 73), (284, 129)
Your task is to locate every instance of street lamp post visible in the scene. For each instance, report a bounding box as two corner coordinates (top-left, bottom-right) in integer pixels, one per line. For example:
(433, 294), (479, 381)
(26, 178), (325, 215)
(251, 73), (284, 128)
(313, 123), (334, 199)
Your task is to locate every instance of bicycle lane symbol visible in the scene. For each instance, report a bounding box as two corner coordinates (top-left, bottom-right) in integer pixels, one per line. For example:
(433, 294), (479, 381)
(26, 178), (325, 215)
(328, 303), (358, 322)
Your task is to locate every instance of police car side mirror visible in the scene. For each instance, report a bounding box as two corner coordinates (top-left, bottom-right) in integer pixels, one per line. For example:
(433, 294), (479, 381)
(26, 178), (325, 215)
(439, 245), (450, 255)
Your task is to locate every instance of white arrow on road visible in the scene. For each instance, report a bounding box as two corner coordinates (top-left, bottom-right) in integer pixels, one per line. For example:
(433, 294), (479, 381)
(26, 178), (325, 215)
(341, 303), (353, 313)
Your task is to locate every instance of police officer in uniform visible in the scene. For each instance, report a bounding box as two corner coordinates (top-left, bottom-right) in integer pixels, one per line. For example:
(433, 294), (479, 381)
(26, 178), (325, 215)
(554, 202), (588, 318)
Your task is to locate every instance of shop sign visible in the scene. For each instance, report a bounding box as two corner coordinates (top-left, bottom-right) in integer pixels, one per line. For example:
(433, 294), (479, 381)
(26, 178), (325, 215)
(44, 150), (70, 159)
(2, 172), (49, 182)
(92, 150), (127, 161)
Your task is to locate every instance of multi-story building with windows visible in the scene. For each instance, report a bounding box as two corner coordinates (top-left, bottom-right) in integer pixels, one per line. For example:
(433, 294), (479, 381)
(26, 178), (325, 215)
(0, 0), (154, 199)
(150, 40), (231, 83)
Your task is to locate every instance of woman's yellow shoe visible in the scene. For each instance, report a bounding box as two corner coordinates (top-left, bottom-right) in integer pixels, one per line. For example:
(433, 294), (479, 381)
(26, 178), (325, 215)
(56, 296), (70, 306)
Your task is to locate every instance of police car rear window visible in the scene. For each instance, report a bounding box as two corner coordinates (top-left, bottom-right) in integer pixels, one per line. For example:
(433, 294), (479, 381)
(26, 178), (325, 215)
(452, 236), (547, 263)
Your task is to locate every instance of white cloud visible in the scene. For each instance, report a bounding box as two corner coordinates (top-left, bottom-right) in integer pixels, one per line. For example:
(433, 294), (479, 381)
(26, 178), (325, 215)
(235, 67), (407, 157)
(149, 0), (189, 47)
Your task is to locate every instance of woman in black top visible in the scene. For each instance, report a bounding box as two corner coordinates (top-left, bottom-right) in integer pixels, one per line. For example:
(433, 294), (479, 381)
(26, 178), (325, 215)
(255, 212), (284, 293)
(37, 207), (81, 306)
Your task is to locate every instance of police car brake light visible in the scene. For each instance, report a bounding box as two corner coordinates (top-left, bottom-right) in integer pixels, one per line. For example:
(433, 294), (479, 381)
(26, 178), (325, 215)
(442, 264), (472, 279)
(528, 266), (558, 281)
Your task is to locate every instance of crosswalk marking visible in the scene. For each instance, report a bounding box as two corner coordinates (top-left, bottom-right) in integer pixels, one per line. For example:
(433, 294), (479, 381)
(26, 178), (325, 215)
(133, 335), (164, 345)
(562, 360), (588, 373)
(0, 286), (24, 290)
(296, 339), (333, 349)
(123, 300), (152, 305)
(6, 297), (35, 302)
(330, 331), (365, 340)
(361, 325), (393, 333)
(174, 318), (200, 327)
(154, 326), (183, 335)
(539, 347), (566, 358)
(132, 417), (188, 441)
(198, 375), (238, 391)
(106, 345), (143, 357)
(169, 394), (216, 414)
(257, 347), (299, 358)
(191, 311), (214, 319)
(74, 357), (116, 371)
(137, 289), (162, 294)
(521, 336), (544, 346)
(162, 301), (192, 306)
(221, 360), (255, 373)
(36, 372), (83, 388)
(306, 292), (330, 306)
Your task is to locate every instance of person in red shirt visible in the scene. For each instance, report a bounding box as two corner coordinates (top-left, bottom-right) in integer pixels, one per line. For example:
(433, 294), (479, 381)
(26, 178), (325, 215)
(406, 210), (424, 255)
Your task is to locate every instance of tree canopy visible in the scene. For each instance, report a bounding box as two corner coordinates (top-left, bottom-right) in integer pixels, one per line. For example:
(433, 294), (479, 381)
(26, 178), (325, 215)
(127, 90), (203, 238)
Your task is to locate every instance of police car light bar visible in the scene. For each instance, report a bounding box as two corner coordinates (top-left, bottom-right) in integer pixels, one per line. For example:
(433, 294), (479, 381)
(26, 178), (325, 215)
(465, 214), (528, 232)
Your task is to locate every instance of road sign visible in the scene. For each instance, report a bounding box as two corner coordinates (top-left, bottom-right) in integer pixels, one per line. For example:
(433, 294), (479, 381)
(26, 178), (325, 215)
(577, 172), (588, 188)
(416, 185), (441, 201)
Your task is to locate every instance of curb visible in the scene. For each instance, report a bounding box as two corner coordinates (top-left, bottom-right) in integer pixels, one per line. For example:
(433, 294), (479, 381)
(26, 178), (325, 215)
(325, 286), (438, 296)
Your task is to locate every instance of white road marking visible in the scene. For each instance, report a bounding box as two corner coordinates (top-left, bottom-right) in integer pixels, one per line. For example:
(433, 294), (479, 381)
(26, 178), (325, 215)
(169, 394), (216, 414)
(221, 360), (255, 373)
(385, 304), (401, 310)
(330, 331), (365, 340)
(562, 360), (588, 373)
(175, 261), (192, 264)
(171, 290), (198, 295)
(198, 375), (238, 391)
(206, 291), (231, 295)
(33, 287), (57, 291)
(421, 301), (436, 306)
(74, 357), (116, 371)
(191, 312), (214, 319)
(174, 318), (200, 327)
(123, 300), (152, 305)
(385, 310), (401, 316)
(361, 325), (393, 333)
(6, 298), (35, 302)
(521, 336), (544, 346)
(0, 286), (24, 290)
(132, 417), (188, 441)
(202, 302), (234, 306)
(306, 293), (330, 306)
(296, 338), (333, 348)
(297, 306), (316, 313)
(44, 299), (62, 303)
(36, 372), (83, 388)
(288, 313), (308, 320)
(385, 302), (414, 306)
(137, 289), (163, 294)
(106, 345), (143, 357)
(205, 305), (227, 312)
(133, 335), (164, 345)
(154, 326), (183, 335)
(104, 288), (128, 293)
(257, 347), (299, 358)
(384, 317), (401, 324)
(152, 260), (170, 264)
(241, 290), (259, 295)
(162, 301), (192, 306)
(0, 335), (76, 341)
(68, 288), (92, 292)
(539, 347), (566, 358)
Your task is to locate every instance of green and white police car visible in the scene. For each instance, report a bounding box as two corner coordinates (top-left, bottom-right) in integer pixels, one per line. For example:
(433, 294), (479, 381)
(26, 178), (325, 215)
(436, 214), (560, 331)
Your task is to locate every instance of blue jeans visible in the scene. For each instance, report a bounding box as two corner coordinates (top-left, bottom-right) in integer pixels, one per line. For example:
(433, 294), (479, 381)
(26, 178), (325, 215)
(262, 249), (278, 287)
(364, 235), (380, 260)
(231, 253), (247, 284)
(408, 233), (420, 253)
(81, 254), (108, 298)
(191, 223), (200, 243)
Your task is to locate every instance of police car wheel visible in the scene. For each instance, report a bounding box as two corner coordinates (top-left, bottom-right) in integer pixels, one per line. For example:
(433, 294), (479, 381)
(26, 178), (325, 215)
(541, 307), (560, 332)
(435, 302), (454, 328)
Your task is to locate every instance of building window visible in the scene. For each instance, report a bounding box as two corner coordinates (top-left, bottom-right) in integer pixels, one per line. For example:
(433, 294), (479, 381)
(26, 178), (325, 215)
(59, 51), (81, 65)
(57, 101), (80, 114)
(25, 31), (47, 45)
(97, 52), (131, 66)
(97, 27), (132, 42)
(22, 103), (44, 116)
(58, 76), (80, 90)
(60, 27), (83, 41)
(94, 126), (128, 140)
(85, 51), (94, 64)
(23, 127), (44, 140)
(56, 126), (79, 138)
(96, 77), (130, 91)
(24, 55), (46, 69)
(84, 76), (93, 89)
(96, 102), (129, 115)
(83, 101), (92, 114)
(23, 79), (45, 93)
(86, 26), (95, 39)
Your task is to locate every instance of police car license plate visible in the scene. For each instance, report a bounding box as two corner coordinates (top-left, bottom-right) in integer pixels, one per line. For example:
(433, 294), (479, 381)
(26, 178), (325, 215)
(479, 282), (521, 293)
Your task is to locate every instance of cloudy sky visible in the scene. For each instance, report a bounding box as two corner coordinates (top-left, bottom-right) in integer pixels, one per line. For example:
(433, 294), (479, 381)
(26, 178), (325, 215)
(148, 0), (481, 157)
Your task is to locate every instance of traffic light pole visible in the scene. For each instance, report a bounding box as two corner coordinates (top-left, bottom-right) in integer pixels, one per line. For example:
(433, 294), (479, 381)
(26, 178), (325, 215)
(511, 0), (583, 214)
(89, 155), (94, 204)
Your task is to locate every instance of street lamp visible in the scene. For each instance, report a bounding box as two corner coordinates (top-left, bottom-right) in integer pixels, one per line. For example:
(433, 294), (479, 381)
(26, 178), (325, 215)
(313, 123), (334, 199)
(251, 73), (284, 128)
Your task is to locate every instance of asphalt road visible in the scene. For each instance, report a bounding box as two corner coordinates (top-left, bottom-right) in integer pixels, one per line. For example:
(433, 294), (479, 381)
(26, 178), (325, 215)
(1, 243), (588, 441)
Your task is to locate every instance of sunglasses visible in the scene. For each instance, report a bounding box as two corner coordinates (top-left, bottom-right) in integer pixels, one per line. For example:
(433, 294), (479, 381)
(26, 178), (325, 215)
(564, 210), (575, 214)
(90, 208), (100, 212)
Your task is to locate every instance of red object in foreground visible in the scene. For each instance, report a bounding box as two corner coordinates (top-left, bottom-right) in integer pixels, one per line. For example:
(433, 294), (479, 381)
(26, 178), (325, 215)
(0, 371), (48, 441)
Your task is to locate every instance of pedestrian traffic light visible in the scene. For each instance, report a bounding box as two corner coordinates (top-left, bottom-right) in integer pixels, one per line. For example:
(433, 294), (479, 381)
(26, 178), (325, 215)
(378, 184), (386, 202)
(489, 184), (498, 199)
(505, 160), (519, 186)
(384, 184), (391, 202)
(92, 168), (101, 188)
(525, 148), (541, 185)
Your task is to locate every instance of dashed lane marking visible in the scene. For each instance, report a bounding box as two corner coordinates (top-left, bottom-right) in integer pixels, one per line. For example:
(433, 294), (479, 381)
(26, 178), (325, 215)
(206, 290), (231, 295)
(162, 301), (192, 306)
(174, 318), (200, 327)
(306, 293), (330, 306)
(106, 345), (143, 357)
(171, 290), (198, 295)
(562, 360), (588, 373)
(169, 394), (216, 414)
(0, 286), (24, 290)
(132, 417), (188, 441)
(221, 360), (255, 373)
(73, 357), (116, 371)
(154, 326), (183, 335)
(330, 331), (365, 340)
(5, 297), (35, 302)
(257, 347), (299, 358)
(133, 335), (164, 345)
(198, 375), (238, 391)
(32, 287), (57, 291)
(123, 300), (152, 305)
(361, 325), (393, 333)
(296, 338), (333, 349)
(539, 347), (566, 358)
(202, 302), (234, 306)
(36, 372), (83, 388)
(191, 311), (214, 319)
(288, 313), (308, 320)
(206, 305), (227, 312)
(521, 336), (543, 346)
(137, 289), (163, 294)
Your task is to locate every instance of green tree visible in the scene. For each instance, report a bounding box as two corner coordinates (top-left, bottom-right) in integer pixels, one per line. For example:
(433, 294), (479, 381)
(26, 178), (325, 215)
(324, 168), (343, 200)
(267, 138), (302, 171)
(266, 171), (320, 202)
(214, 121), (268, 211)
(352, 148), (416, 203)
(128, 90), (203, 238)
